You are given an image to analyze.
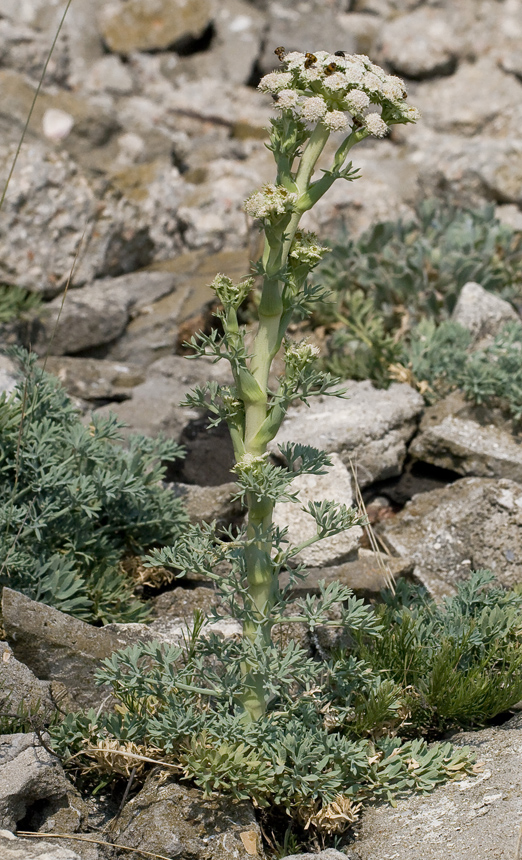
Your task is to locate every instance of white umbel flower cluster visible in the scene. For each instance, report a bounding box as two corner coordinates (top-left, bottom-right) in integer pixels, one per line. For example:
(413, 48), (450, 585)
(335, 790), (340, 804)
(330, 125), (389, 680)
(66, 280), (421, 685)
(244, 183), (299, 219)
(258, 49), (420, 138)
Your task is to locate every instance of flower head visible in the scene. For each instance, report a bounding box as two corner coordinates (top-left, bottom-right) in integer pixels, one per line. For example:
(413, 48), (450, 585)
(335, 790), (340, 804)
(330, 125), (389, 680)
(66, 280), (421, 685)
(258, 49), (419, 138)
(301, 96), (328, 122)
(244, 184), (299, 220)
(364, 113), (388, 138)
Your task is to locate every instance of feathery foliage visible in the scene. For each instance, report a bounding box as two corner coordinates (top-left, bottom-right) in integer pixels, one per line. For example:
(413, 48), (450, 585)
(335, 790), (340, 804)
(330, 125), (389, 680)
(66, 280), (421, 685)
(353, 571), (522, 734)
(318, 200), (522, 387)
(0, 348), (187, 623)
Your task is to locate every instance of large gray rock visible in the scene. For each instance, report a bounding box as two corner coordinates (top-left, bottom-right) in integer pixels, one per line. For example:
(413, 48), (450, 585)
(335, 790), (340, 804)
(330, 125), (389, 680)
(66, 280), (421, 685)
(0, 831), (82, 859)
(0, 140), (185, 297)
(351, 712), (522, 860)
(282, 549), (414, 600)
(2, 588), (239, 707)
(379, 477), (522, 598)
(95, 354), (232, 442)
(1, 588), (147, 709)
(0, 355), (17, 396)
(412, 60), (522, 136)
(0, 733), (74, 833)
(32, 270), (184, 357)
(280, 852), (349, 860)
(32, 280), (131, 355)
(270, 382), (424, 489)
(273, 453), (363, 568)
(98, 0), (215, 54)
(170, 481), (244, 528)
(0, 641), (70, 724)
(41, 356), (145, 405)
(378, 7), (460, 79)
(409, 392), (522, 482)
(418, 133), (522, 209)
(110, 774), (264, 859)
(450, 281), (519, 345)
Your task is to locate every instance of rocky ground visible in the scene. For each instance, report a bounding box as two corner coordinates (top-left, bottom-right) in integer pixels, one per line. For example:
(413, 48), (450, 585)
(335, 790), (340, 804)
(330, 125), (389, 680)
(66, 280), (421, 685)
(1, 0), (522, 857)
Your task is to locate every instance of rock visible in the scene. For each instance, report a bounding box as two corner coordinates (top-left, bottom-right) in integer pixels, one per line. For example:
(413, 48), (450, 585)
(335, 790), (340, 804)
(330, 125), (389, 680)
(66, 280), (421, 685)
(150, 586), (220, 619)
(450, 281), (519, 344)
(273, 454), (363, 568)
(32, 270), (184, 357)
(379, 477), (522, 598)
(40, 357), (145, 404)
(211, 0), (265, 86)
(0, 831), (82, 859)
(351, 711), (522, 860)
(110, 774), (264, 859)
(282, 549), (414, 600)
(94, 354), (232, 443)
(270, 381), (424, 489)
(1, 588), (149, 709)
(169, 481), (244, 528)
(0, 141), (184, 297)
(98, 0), (215, 54)
(378, 7), (459, 79)
(31, 281), (132, 356)
(409, 392), (522, 482)
(84, 56), (135, 96)
(0, 641), (70, 724)
(0, 733), (76, 833)
(417, 133), (522, 209)
(412, 60), (522, 136)
(280, 852), (351, 860)
(0, 355), (17, 396)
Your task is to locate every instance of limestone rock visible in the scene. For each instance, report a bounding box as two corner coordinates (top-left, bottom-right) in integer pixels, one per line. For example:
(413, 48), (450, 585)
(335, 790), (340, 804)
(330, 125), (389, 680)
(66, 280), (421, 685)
(409, 392), (522, 483)
(0, 141), (184, 297)
(351, 712), (522, 860)
(31, 280), (132, 355)
(281, 549), (414, 600)
(0, 355), (17, 396)
(0, 641), (69, 724)
(281, 852), (352, 860)
(111, 774), (264, 859)
(450, 281), (519, 344)
(412, 60), (522, 136)
(0, 831), (82, 859)
(378, 7), (459, 79)
(379, 477), (522, 598)
(41, 357), (145, 404)
(98, 0), (215, 54)
(170, 481), (244, 528)
(1, 588), (146, 709)
(418, 133), (522, 209)
(0, 733), (75, 833)
(94, 354), (232, 443)
(273, 454), (363, 568)
(32, 270), (184, 358)
(270, 381), (424, 489)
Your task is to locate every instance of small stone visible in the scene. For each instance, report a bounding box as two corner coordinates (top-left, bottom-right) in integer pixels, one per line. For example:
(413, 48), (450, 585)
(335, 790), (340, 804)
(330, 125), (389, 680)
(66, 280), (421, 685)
(451, 281), (519, 344)
(42, 108), (74, 142)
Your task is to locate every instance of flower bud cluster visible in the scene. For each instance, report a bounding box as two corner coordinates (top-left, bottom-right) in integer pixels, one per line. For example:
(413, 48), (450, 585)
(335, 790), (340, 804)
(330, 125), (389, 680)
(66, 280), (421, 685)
(259, 50), (419, 138)
(211, 273), (253, 308)
(289, 231), (329, 266)
(244, 183), (299, 220)
(285, 339), (320, 374)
